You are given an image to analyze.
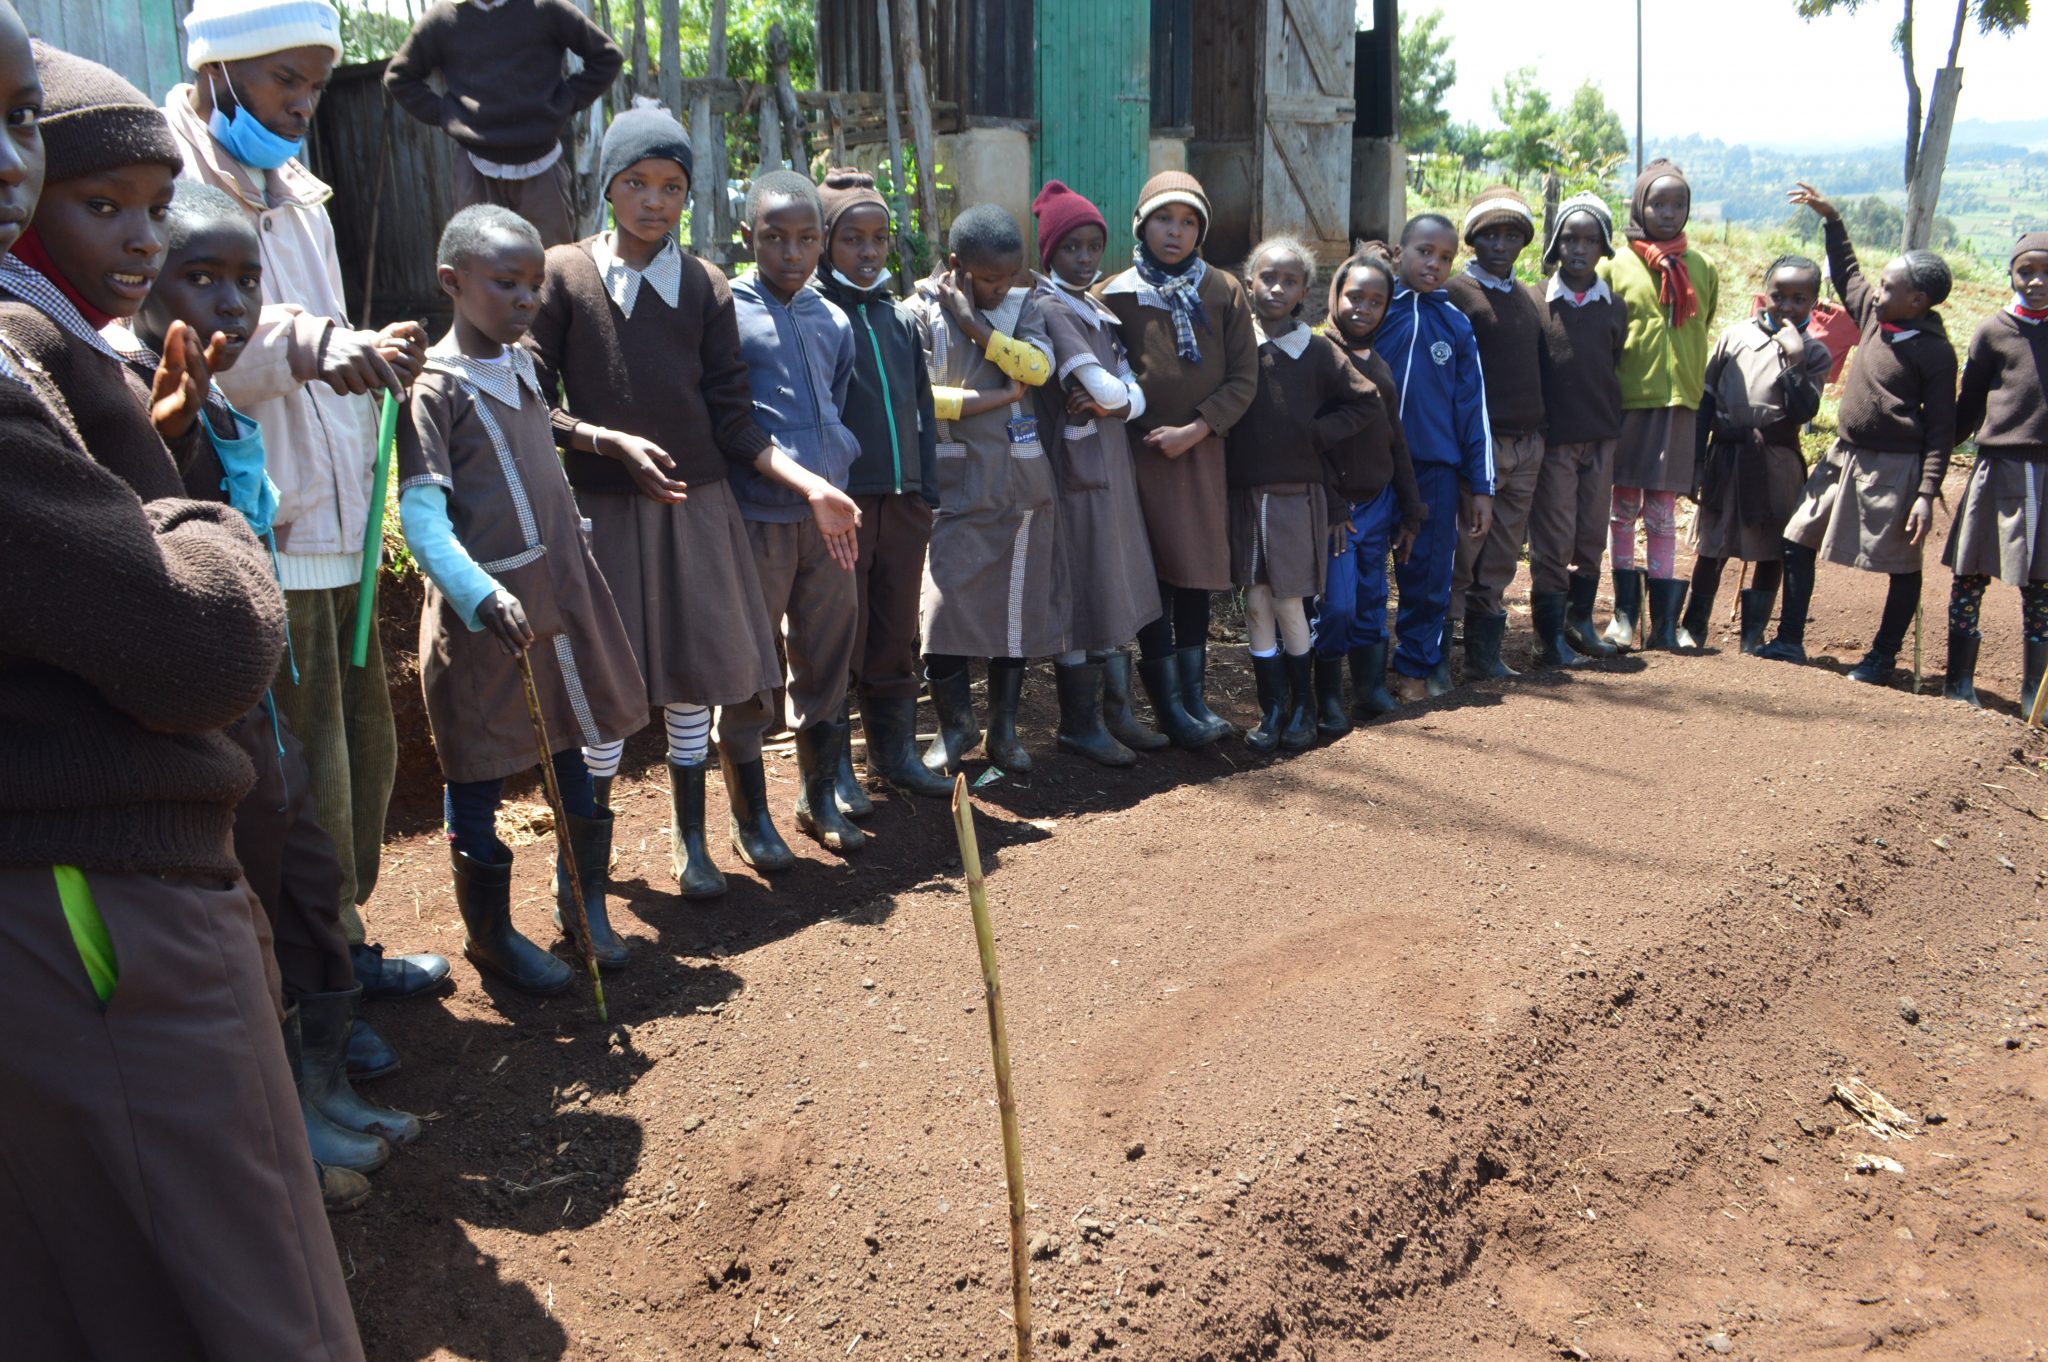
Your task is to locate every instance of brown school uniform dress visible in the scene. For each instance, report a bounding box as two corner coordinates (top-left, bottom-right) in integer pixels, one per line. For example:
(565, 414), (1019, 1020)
(1032, 274), (1160, 652)
(1942, 308), (2048, 584)
(1784, 219), (1958, 573)
(528, 233), (781, 708)
(1095, 260), (1260, 591)
(399, 341), (648, 783)
(909, 286), (1068, 658)
(1694, 317), (1832, 562)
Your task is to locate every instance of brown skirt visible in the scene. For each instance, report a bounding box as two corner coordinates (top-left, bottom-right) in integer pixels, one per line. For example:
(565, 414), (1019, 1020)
(1230, 482), (1329, 598)
(1694, 437), (1806, 562)
(1941, 455), (2048, 585)
(578, 479), (781, 708)
(1054, 417), (1160, 652)
(1611, 405), (1699, 495)
(1783, 441), (1925, 574)
(1133, 431), (1231, 591)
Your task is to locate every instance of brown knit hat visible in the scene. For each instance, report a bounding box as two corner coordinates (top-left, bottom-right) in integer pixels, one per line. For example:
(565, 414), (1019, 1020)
(1461, 184), (1535, 245)
(34, 41), (182, 185)
(1133, 170), (1209, 244)
(819, 168), (890, 247)
(2013, 231), (2048, 267)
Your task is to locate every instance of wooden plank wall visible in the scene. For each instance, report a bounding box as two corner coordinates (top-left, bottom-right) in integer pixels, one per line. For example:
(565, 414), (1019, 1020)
(20, 0), (193, 101)
(818, 0), (1029, 123)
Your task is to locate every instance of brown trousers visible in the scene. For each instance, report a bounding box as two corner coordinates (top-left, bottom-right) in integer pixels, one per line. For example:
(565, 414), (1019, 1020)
(1527, 438), (1618, 594)
(227, 705), (357, 997)
(450, 153), (577, 248)
(1452, 431), (1545, 621)
(0, 867), (363, 1362)
(717, 518), (857, 761)
(851, 492), (934, 701)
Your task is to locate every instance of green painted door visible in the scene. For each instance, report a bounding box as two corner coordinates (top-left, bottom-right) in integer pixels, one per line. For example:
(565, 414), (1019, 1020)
(19, 0), (189, 101)
(1033, 0), (1149, 255)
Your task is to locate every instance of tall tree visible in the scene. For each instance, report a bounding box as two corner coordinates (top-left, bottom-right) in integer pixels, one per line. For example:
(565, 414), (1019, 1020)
(1556, 81), (1627, 167)
(1795, 0), (2031, 247)
(1488, 67), (1556, 178)
(1397, 8), (1457, 151)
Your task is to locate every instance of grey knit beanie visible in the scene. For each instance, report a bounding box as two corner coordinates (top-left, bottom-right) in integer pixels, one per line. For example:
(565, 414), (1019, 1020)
(599, 102), (694, 198)
(1542, 192), (1615, 271)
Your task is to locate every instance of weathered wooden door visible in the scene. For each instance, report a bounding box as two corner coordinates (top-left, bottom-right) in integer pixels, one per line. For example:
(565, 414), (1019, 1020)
(1034, 0), (1149, 247)
(1254, 0), (1355, 263)
(19, 0), (190, 100)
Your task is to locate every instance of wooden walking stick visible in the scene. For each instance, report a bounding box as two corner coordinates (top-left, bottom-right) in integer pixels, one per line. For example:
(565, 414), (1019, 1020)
(950, 775), (1033, 1361)
(2029, 670), (2048, 730)
(1912, 602), (1924, 695)
(517, 651), (608, 1023)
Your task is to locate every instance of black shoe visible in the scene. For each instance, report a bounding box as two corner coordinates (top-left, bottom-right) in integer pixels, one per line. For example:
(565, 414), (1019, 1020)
(453, 843), (573, 994)
(316, 1161), (372, 1214)
(833, 698), (874, 819)
(1279, 651), (1316, 751)
(1604, 567), (1645, 651)
(1348, 642), (1398, 718)
(1055, 661), (1135, 767)
(1848, 649), (1898, 685)
(984, 665), (1033, 772)
(668, 759), (727, 898)
(719, 747), (796, 872)
(554, 808), (628, 970)
(1425, 652), (1454, 697)
(1135, 651), (1221, 750)
(345, 1017), (399, 1082)
(795, 721), (866, 853)
(1245, 653), (1285, 752)
(1100, 649), (1169, 751)
(1176, 645), (1235, 742)
(1565, 571), (1618, 658)
(1646, 577), (1686, 651)
(922, 667), (983, 775)
(1737, 588), (1773, 655)
(860, 693), (952, 795)
(1943, 628), (1982, 707)
(285, 1004), (390, 1174)
(297, 986), (420, 1147)
(1312, 653), (1353, 737)
(351, 941), (451, 1000)
(2022, 639), (2046, 719)
(1675, 583), (1716, 651)
(1463, 611), (1518, 680)
(1531, 591), (1586, 667)
(1762, 542), (1815, 662)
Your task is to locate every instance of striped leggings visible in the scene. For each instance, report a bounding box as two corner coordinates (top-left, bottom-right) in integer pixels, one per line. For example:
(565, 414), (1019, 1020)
(583, 702), (712, 775)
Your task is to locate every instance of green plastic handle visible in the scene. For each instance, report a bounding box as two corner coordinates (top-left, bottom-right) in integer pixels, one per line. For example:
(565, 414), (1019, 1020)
(350, 390), (401, 669)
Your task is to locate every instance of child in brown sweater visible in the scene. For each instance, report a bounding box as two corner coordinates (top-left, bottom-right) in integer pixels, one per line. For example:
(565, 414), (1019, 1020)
(1941, 231), (2048, 712)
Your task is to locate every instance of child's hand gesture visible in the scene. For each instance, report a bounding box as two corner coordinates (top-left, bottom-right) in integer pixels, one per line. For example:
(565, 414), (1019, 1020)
(1904, 493), (1935, 545)
(1144, 419), (1210, 460)
(375, 320), (428, 387)
(1392, 524), (1417, 565)
(1787, 183), (1839, 223)
(1772, 319), (1807, 362)
(808, 483), (863, 571)
(148, 318), (233, 441)
(478, 588), (535, 655)
(1463, 491), (1494, 540)
(317, 325), (406, 396)
(596, 427), (689, 503)
(931, 268), (996, 348)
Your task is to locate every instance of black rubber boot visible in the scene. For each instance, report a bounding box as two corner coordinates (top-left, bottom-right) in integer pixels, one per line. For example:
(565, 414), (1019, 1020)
(1676, 581), (1717, 651)
(1176, 645), (1235, 741)
(1279, 651), (1317, 751)
(592, 775), (613, 811)
(1100, 649), (1169, 751)
(1604, 567), (1645, 651)
(350, 941), (451, 1000)
(1646, 578), (1686, 651)
(1737, 588), (1773, 655)
(285, 1005), (390, 1174)
(984, 665), (1033, 772)
(554, 808), (628, 969)
(1531, 591), (1586, 667)
(1135, 652), (1219, 749)
(1463, 611), (1518, 680)
(1348, 642), (1398, 718)
(1758, 543), (1813, 663)
(453, 843), (573, 994)
(719, 748), (796, 872)
(297, 987), (419, 1147)
(833, 698), (874, 819)
(346, 1018), (399, 1082)
(861, 694), (952, 796)
(1943, 629), (1982, 707)
(1055, 661), (1135, 767)
(922, 667), (982, 775)
(794, 720), (866, 853)
(1245, 653), (1285, 752)
(1565, 571), (1617, 658)
(668, 759), (726, 899)
(2022, 639), (2046, 720)
(1312, 654), (1352, 737)
(1848, 649), (1898, 685)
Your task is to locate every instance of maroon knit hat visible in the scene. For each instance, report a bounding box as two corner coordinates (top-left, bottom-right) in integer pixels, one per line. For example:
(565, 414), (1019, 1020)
(818, 168), (889, 248)
(1031, 179), (1106, 272)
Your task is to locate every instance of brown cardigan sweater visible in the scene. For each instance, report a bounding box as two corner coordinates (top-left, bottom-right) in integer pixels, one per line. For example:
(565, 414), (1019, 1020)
(1954, 311), (2048, 460)
(1225, 328), (1378, 491)
(1447, 273), (1547, 437)
(1323, 343), (1425, 532)
(1094, 262), (1260, 437)
(1823, 219), (1959, 496)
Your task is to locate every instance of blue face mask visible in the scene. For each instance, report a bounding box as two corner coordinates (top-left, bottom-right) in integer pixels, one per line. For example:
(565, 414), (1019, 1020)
(207, 72), (303, 170)
(201, 403), (279, 537)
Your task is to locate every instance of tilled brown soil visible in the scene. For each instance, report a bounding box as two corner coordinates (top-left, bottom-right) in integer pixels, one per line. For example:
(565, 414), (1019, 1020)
(340, 504), (2047, 1362)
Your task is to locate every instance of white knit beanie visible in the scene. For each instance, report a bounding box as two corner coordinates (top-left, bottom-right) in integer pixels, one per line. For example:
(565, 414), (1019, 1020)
(185, 0), (343, 69)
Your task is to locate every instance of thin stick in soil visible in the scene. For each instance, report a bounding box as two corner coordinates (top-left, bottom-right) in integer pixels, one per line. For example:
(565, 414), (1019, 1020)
(517, 650), (608, 1023)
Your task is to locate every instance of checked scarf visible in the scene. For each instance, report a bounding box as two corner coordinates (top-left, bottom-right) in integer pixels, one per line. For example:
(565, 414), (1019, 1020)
(1132, 246), (1210, 364)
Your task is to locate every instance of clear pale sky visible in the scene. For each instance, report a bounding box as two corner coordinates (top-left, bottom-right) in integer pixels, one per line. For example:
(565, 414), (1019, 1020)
(1368, 0), (2041, 149)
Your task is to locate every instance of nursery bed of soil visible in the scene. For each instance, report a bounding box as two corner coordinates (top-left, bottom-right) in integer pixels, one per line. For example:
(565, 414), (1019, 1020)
(341, 483), (2047, 1361)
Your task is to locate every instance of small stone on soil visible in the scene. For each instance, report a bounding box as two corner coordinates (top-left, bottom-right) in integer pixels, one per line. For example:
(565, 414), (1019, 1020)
(1898, 997), (1921, 1024)
(1704, 1332), (1734, 1354)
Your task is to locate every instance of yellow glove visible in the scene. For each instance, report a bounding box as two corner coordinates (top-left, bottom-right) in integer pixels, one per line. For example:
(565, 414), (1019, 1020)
(985, 331), (1051, 387)
(931, 386), (969, 422)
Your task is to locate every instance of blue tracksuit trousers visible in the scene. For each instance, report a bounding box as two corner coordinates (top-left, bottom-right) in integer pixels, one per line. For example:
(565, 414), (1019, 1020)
(1392, 463), (1463, 679)
(1312, 485), (1399, 657)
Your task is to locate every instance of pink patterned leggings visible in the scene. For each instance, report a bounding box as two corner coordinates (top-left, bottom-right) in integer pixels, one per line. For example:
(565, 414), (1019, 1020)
(1609, 486), (1678, 578)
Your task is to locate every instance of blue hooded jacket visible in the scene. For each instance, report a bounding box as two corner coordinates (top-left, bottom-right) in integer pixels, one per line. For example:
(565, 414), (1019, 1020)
(1372, 285), (1494, 496)
(729, 270), (864, 522)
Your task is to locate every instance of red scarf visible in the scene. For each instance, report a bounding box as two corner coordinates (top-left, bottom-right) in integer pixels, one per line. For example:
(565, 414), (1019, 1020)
(1629, 235), (1699, 330)
(2014, 300), (2048, 322)
(11, 226), (118, 330)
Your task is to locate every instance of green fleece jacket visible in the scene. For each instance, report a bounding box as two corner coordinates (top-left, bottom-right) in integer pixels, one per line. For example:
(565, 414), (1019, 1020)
(1598, 243), (1719, 411)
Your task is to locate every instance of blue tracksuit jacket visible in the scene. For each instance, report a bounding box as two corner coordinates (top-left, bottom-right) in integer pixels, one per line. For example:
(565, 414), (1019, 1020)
(1373, 285), (1495, 496)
